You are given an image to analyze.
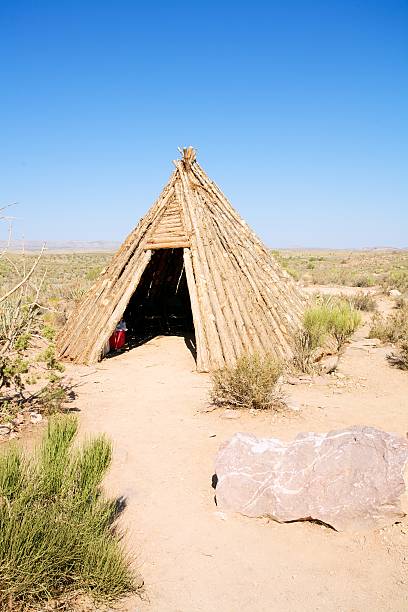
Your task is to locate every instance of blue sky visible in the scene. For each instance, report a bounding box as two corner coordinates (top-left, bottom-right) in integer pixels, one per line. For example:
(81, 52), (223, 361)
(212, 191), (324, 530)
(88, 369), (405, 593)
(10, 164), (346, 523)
(1, 1), (407, 247)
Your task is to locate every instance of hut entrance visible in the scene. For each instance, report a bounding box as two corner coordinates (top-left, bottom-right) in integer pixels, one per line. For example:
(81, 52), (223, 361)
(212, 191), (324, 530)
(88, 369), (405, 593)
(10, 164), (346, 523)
(122, 248), (196, 355)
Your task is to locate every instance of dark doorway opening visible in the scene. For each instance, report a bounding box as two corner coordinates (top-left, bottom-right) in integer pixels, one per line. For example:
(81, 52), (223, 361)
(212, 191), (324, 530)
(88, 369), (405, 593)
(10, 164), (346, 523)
(122, 248), (196, 358)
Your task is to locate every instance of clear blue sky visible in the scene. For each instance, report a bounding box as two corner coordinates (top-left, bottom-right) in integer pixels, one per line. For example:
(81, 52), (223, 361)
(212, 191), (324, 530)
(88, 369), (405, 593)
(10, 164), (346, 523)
(1, 1), (407, 248)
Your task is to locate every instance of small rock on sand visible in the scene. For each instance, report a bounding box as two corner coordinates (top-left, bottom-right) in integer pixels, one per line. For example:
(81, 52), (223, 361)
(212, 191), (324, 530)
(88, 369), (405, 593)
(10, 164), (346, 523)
(221, 409), (241, 419)
(319, 355), (339, 374)
(30, 413), (43, 424)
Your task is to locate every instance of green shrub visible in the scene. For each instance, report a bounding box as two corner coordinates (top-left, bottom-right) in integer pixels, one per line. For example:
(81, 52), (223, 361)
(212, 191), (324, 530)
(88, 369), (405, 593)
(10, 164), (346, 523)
(42, 324), (56, 341)
(328, 301), (361, 348)
(292, 297), (361, 372)
(0, 415), (136, 609)
(303, 303), (333, 349)
(37, 346), (65, 372)
(210, 353), (284, 410)
(305, 297), (361, 348)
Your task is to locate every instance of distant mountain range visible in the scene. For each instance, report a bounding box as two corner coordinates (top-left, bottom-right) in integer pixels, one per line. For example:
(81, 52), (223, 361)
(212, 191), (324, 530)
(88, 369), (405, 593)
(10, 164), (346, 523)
(1, 240), (406, 253)
(2, 240), (121, 252)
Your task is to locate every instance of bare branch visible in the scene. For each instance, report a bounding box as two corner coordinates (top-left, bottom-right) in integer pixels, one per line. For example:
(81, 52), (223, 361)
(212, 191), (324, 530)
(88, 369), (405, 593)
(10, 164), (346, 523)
(0, 243), (46, 304)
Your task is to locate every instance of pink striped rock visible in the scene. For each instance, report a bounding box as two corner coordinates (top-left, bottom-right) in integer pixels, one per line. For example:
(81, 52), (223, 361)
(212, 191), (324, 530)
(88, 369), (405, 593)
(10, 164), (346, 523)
(214, 427), (408, 531)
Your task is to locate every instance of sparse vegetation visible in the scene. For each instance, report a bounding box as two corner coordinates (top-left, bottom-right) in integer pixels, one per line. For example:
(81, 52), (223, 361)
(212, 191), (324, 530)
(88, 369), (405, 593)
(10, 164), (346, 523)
(0, 252), (113, 327)
(272, 249), (408, 289)
(271, 250), (300, 280)
(210, 353), (284, 410)
(0, 415), (136, 609)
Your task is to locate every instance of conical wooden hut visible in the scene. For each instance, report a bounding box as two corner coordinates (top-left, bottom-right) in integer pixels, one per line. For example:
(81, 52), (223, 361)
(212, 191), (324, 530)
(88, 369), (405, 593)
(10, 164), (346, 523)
(58, 147), (305, 371)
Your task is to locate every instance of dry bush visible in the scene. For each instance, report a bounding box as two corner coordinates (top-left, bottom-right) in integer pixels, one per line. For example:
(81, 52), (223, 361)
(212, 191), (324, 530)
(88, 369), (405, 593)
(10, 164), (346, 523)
(346, 292), (377, 312)
(369, 304), (408, 371)
(369, 305), (408, 344)
(210, 353), (284, 411)
(387, 340), (408, 370)
(395, 295), (407, 309)
(292, 328), (319, 374)
(388, 338), (408, 370)
(0, 292), (69, 422)
(0, 415), (136, 609)
(0, 211), (69, 423)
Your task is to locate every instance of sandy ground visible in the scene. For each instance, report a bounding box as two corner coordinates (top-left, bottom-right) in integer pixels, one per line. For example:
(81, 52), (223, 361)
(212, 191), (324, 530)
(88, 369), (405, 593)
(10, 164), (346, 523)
(67, 289), (408, 612)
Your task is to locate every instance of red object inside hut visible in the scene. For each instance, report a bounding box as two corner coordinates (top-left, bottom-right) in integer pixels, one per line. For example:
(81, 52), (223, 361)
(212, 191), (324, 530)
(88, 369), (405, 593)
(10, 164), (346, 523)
(109, 330), (126, 350)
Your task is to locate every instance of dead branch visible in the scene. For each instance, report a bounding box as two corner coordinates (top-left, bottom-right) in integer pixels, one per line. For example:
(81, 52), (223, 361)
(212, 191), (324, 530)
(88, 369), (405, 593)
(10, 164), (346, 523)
(0, 243), (46, 304)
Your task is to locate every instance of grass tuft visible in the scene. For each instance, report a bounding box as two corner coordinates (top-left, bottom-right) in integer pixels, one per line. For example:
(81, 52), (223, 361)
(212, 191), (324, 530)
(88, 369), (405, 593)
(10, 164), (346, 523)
(210, 353), (284, 411)
(0, 415), (136, 610)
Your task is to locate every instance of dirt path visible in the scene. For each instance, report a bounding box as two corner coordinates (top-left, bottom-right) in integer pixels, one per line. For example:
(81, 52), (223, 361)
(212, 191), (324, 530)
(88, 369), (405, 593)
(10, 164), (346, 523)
(70, 303), (408, 611)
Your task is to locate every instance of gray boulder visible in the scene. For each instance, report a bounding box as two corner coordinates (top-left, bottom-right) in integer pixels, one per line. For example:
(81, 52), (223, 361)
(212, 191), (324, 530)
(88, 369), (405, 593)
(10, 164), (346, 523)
(214, 427), (408, 531)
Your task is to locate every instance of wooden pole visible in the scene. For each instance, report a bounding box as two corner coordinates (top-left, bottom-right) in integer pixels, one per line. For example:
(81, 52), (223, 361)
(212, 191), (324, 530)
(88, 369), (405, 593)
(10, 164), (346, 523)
(183, 248), (209, 371)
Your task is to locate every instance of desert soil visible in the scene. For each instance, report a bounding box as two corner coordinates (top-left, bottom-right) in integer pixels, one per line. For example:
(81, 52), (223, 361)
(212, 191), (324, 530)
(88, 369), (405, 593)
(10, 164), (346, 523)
(67, 288), (408, 612)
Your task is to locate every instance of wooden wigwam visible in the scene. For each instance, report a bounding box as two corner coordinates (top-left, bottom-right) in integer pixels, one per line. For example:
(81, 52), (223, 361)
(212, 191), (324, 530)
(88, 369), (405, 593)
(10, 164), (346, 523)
(58, 147), (305, 371)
